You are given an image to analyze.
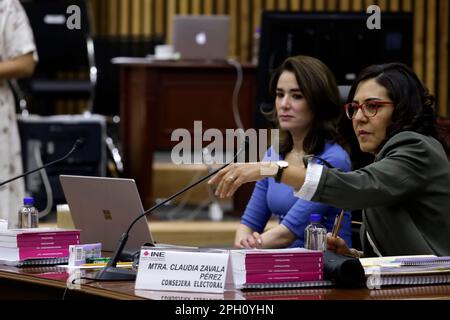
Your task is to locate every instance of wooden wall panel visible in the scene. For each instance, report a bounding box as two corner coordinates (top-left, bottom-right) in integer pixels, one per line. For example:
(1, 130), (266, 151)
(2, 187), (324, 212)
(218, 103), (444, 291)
(106, 0), (119, 35)
(425, 0), (437, 95)
(303, 0), (313, 11)
(326, 0), (337, 10)
(179, 0), (189, 14)
(118, 0), (129, 36)
(413, 0), (425, 82)
(340, 0), (351, 11)
(278, 0), (289, 11)
(265, 0), (275, 10)
(315, 0), (325, 11)
(142, 0), (152, 36)
(130, 0), (141, 36)
(89, 0), (449, 116)
(352, 0), (364, 11)
(155, 0), (165, 36)
(229, 0), (238, 58)
(403, 0), (413, 11)
(239, 0), (251, 62)
(438, 0), (449, 117)
(192, 0), (201, 14)
(290, 0), (301, 11)
(216, 0), (226, 14)
(390, 0), (400, 11)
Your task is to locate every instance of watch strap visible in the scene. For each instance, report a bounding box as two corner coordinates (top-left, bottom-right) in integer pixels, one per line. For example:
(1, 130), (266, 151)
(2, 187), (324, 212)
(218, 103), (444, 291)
(274, 164), (286, 183)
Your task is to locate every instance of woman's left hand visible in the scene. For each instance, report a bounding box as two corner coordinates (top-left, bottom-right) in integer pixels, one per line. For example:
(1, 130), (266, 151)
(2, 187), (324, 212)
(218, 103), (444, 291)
(208, 162), (268, 198)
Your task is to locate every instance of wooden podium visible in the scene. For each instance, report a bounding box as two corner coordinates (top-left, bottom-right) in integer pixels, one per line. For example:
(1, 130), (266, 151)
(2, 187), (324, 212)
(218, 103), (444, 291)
(114, 58), (257, 208)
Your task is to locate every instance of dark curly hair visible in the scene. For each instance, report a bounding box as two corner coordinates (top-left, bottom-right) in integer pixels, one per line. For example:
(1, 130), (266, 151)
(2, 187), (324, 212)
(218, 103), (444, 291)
(346, 62), (448, 153)
(263, 55), (347, 156)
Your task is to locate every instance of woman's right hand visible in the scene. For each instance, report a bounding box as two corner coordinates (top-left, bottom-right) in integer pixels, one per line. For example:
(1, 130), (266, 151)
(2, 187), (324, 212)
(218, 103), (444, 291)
(326, 232), (352, 256)
(234, 232), (263, 249)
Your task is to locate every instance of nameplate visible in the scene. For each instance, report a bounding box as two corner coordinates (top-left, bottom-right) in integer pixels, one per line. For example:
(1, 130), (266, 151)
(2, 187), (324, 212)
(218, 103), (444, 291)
(135, 247), (230, 293)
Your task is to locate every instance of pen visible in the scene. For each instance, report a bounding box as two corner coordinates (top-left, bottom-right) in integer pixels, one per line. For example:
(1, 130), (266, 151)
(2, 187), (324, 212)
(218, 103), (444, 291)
(332, 209), (345, 238)
(81, 262), (132, 267)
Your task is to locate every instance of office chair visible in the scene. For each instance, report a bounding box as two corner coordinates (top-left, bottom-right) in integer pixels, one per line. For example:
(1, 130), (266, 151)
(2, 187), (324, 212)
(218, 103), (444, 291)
(338, 85), (351, 106)
(19, 0), (96, 114)
(10, 1), (125, 216)
(18, 0), (126, 176)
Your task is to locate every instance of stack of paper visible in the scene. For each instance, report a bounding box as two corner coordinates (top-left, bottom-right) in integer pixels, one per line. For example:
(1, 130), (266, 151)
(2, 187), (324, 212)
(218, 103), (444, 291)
(229, 248), (332, 289)
(0, 228), (80, 266)
(360, 255), (450, 288)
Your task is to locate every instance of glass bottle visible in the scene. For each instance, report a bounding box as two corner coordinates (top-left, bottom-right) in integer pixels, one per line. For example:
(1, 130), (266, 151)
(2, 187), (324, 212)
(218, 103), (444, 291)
(304, 214), (327, 251)
(20, 197), (39, 228)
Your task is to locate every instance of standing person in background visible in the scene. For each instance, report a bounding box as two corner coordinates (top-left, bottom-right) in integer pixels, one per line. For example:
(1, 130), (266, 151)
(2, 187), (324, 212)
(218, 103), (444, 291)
(0, 0), (37, 226)
(228, 55), (353, 249)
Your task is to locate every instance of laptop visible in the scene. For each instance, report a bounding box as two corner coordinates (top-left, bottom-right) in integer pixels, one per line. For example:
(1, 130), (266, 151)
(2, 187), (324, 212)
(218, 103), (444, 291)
(59, 175), (154, 252)
(172, 15), (230, 61)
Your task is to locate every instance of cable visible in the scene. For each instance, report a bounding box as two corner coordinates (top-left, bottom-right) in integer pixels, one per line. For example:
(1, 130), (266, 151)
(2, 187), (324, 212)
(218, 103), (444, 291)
(61, 286), (68, 300)
(33, 142), (53, 219)
(158, 59), (243, 221)
(226, 58), (244, 130)
(203, 147), (224, 221)
(165, 167), (207, 220)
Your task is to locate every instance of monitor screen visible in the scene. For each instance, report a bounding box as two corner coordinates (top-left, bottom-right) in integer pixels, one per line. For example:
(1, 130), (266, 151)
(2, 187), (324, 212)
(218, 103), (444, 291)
(256, 11), (413, 128)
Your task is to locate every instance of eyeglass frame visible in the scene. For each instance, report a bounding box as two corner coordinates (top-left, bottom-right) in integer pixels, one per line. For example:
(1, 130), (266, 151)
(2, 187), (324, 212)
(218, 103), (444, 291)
(344, 100), (394, 119)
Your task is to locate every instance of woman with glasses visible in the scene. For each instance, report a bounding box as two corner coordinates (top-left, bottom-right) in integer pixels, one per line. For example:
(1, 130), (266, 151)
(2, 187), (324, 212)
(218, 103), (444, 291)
(225, 55), (353, 249)
(209, 62), (450, 257)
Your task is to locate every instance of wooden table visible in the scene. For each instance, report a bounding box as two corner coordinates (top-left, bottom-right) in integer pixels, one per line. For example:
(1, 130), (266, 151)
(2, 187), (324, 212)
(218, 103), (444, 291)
(1, 265), (450, 300)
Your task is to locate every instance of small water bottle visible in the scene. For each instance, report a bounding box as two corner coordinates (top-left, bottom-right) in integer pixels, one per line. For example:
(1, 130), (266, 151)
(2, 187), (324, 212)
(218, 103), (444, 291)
(304, 214), (327, 251)
(19, 197), (39, 228)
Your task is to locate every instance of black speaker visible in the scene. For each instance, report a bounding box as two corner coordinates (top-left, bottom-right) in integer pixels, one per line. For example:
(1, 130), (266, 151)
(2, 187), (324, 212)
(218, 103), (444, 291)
(323, 250), (365, 288)
(17, 114), (107, 215)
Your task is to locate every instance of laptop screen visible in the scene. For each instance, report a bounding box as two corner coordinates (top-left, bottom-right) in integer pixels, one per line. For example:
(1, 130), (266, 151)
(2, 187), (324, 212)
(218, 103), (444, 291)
(172, 15), (230, 61)
(59, 175), (154, 252)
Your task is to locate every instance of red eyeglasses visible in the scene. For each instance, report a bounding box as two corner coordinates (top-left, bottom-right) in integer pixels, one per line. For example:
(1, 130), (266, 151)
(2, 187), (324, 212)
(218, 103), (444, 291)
(344, 101), (394, 119)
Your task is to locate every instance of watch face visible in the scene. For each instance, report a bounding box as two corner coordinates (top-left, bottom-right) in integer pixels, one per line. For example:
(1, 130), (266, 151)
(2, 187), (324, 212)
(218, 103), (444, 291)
(277, 160), (289, 168)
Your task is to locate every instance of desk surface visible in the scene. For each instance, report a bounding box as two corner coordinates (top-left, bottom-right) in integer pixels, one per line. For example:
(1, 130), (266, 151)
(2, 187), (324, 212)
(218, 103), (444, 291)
(11, 221), (449, 300)
(2, 263), (450, 300)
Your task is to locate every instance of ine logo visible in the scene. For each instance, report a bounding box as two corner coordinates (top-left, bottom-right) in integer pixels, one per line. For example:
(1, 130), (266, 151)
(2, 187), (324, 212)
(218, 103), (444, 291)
(366, 5), (382, 30)
(66, 5), (81, 30)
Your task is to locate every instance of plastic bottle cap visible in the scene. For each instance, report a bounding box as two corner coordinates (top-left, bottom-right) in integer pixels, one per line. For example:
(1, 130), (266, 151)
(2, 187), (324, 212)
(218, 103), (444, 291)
(23, 197), (34, 205)
(309, 214), (321, 222)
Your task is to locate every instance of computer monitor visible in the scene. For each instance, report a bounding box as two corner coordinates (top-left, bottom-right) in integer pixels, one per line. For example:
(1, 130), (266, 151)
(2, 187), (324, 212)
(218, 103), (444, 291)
(256, 11), (413, 128)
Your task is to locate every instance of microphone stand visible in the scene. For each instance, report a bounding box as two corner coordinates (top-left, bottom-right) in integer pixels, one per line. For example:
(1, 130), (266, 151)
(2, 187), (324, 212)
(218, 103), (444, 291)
(95, 142), (248, 281)
(0, 139), (84, 188)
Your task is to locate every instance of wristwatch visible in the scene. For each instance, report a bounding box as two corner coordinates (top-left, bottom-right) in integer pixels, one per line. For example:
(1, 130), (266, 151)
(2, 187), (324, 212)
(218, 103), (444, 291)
(274, 160), (289, 183)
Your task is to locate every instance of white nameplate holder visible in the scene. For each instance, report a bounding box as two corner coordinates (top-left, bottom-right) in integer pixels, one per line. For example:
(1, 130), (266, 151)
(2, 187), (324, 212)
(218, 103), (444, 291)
(135, 247), (232, 293)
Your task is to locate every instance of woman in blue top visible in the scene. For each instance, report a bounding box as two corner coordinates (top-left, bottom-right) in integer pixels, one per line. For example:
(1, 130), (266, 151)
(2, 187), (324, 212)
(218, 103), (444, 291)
(217, 55), (353, 249)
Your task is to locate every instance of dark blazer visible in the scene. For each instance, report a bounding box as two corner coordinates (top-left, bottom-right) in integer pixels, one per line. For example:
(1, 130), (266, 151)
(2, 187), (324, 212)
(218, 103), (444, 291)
(311, 131), (450, 256)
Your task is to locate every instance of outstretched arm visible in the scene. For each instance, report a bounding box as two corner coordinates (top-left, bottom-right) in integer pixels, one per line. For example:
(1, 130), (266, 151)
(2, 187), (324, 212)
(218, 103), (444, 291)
(208, 162), (306, 198)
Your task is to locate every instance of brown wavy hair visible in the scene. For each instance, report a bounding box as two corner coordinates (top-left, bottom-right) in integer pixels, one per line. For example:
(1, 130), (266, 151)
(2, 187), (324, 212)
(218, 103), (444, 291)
(263, 55), (346, 156)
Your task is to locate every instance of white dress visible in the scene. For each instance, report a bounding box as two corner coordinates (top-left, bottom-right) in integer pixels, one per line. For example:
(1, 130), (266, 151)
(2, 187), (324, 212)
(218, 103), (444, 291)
(0, 0), (37, 226)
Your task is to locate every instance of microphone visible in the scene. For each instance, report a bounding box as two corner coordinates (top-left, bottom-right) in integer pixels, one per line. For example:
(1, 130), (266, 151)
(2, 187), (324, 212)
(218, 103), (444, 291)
(0, 138), (85, 188)
(95, 138), (249, 281)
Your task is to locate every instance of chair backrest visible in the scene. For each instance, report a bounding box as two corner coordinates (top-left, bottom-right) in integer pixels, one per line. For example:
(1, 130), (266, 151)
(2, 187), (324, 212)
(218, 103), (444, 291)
(22, 0), (93, 77)
(338, 85), (351, 105)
